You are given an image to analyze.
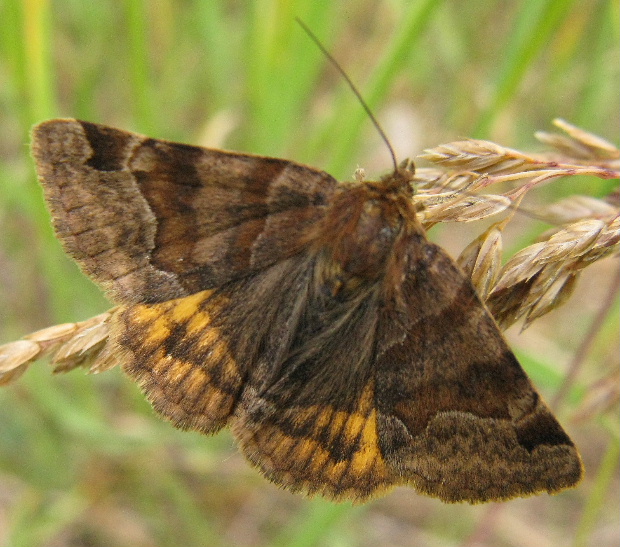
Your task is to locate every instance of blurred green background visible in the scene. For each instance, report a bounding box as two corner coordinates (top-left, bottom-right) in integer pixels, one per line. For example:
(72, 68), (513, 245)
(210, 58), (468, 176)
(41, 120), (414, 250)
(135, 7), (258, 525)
(0, 1), (618, 546)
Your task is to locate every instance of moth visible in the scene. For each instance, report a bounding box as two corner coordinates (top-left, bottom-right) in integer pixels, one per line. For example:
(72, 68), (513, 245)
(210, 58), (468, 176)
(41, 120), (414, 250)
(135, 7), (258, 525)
(27, 118), (583, 503)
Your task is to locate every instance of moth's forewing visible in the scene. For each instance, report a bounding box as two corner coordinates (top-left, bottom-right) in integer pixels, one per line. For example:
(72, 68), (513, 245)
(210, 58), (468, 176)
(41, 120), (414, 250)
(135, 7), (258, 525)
(373, 236), (583, 502)
(32, 119), (337, 303)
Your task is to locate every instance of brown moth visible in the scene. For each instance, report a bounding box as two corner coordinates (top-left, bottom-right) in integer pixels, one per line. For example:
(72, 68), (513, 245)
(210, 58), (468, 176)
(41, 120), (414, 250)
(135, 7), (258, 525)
(28, 119), (583, 503)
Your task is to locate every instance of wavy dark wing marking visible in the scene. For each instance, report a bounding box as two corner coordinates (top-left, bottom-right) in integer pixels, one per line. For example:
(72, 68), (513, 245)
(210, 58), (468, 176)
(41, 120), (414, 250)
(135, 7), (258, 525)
(374, 238), (583, 502)
(116, 251), (316, 434)
(32, 119), (337, 303)
(118, 243), (397, 500)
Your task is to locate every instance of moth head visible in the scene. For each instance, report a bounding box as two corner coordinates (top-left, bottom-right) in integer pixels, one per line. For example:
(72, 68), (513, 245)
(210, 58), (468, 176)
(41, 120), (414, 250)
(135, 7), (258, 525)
(379, 158), (416, 196)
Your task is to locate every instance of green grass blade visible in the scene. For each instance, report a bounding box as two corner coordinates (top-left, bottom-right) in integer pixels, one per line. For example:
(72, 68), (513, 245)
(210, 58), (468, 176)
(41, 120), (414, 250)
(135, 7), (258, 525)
(473, 0), (578, 136)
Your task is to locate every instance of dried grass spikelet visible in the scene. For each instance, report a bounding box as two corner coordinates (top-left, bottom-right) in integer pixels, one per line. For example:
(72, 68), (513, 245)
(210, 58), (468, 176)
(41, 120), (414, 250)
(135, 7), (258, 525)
(419, 139), (535, 175)
(420, 119), (619, 330)
(534, 195), (618, 225)
(535, 119), (620, 161)
(0, 312), (113, 385)
(457, 222), (504, 301)
(483, 215), (619, 329)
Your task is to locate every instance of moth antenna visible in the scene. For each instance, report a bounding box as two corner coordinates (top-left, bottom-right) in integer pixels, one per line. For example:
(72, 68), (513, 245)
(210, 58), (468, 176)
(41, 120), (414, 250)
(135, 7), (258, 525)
(296, 18), (399, 174)
(297, 20), (549, 224)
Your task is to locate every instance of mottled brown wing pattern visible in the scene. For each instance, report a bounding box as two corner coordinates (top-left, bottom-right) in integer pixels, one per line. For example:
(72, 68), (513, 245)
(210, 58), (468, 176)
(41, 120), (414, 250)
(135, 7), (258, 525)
(114, 289), (241, 434)
(117, 247), (395, 500)
(374, 239), (583, 502)
(117, 252), (316, 435)
(117, 215), (582, 502)
(32, 119), (337, 303)
(31, 118), (583, 503)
